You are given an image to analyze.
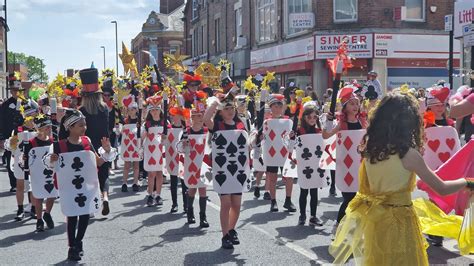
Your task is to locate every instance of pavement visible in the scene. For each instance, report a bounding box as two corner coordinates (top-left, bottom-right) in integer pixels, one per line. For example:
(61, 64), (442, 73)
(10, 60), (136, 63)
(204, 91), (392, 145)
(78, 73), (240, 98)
(0, 163), (473, 265)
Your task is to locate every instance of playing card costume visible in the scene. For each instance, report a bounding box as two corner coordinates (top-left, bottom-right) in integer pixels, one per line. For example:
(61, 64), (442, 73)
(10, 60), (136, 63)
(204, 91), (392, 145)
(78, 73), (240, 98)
(120, 95), (142, 162)
(143, 95), (164, 172)
(423, 86), (454, 128)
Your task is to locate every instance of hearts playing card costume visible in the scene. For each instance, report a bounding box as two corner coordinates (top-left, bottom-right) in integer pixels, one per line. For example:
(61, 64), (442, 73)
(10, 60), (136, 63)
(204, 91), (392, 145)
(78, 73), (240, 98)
(422, 126), (461, 171)
(296, 134), (330, 189)
(143, 126), (163, 172)
(120, 124), (141, 162)
(28, 145), (58, 199)
(183, 133), (207, 188)
(211, 130), (251, 194)
(165, 128), (183, 176)
(55, 150), (101, 216)
(262, 119), (293, 167)
(320, 135), (337, 170)
(335, 129), (365, 193)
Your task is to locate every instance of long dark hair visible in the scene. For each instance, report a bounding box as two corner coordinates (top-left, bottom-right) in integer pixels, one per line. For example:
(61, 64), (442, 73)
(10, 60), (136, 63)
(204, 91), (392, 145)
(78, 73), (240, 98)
(300, 108), (321, 130)
(360, 93), (424, 164)
(145, 109), (163, 122)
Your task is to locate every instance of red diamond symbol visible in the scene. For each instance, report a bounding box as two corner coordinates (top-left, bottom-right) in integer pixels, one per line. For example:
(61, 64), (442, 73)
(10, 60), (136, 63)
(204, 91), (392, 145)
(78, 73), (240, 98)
(331, 141), (337, 151)
(344, 172), (354, 186)
(326, 156), (333, 165)
(169, 161), (175, 171)
(280, 147), (288, 157)
(281, 130), (287, 138)
(343, 137), (353, 150)
(269, 130), (276, 141)
(344, 154), (353, 168)
(268, 147), (276, 157)
(168, 146), (174, 156)
(168, 133), (175, 143)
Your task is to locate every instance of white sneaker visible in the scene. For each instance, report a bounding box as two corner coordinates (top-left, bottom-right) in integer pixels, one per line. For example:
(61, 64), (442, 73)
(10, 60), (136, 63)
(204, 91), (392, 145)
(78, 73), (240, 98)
(24, 203), (32, 213)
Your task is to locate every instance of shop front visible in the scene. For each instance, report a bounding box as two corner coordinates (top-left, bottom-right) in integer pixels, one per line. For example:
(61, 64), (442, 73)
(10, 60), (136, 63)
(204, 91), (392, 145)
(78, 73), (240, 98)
(454, 0), (474, 86)
(248, 37), (314, 92)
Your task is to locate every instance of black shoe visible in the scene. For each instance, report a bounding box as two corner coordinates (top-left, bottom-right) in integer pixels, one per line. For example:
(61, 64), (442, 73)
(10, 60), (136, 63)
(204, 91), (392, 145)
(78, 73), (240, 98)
(283, 200), (297, 212)
(75, 241), (84, 256)
(221, 234), (234, 249)
(170, 205), (178, 213)
(298, 215), (306, 225)
(155, 196), (163, 206)
(146, 195), (154, 207)
(329, 187), (336, 196)
(132, 184), (139, 192)
(199, 213), (209, 228)
(183, 207), (187, 214)
(187, 208), (196, 224)
(228, 229), (240, 245)
(67, 247), (81, 261)
(43, 212), (55, 229)
(309, 216), (323, 226)
(121, 184), (128, 192)
(15, 210), (24, 221)
(270, 200), (278, 212)
(102, 200), (110, 216)
(263, 192), (271, 200)
(36, 219), (44, 232)
(9, 187), (16, 193)
(428, 235), (443, 247)
(254, 187), (261, 199)
(30, 206), (37, 219)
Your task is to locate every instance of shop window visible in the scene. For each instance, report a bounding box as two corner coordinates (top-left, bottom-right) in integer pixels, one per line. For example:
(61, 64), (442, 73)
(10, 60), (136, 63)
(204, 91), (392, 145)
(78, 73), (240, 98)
(286, 0), (312, 36)
(334, 0), (357, 23)
(235, 8), (243, 39)
(405, 0), (425, 22)
(257, 0), (277, 43)
(215, 18), (221, 53)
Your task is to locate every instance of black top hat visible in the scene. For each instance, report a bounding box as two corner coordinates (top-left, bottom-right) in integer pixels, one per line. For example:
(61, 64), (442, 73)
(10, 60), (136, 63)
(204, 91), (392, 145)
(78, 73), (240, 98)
(8, 73), (23, 90)
(79, 68), (100, 94)
(102, 78), (114, 95)
(365, 85), (378, 100)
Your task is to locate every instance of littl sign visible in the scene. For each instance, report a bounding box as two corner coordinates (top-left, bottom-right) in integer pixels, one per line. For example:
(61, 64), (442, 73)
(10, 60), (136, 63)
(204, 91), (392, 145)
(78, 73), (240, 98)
(315, 34), (373, 59)
(454, 0), (474, 38)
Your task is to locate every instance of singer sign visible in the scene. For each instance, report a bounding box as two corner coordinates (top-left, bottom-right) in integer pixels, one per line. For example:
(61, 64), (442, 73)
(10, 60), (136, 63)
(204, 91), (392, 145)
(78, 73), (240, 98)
(315, 34), (373, 59)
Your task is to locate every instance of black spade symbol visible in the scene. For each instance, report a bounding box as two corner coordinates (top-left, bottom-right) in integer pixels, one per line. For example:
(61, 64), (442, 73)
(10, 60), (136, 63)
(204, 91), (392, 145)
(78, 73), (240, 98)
(215, 171), (226, 186)
(297, 137), (303, 147)
(227, 161), (238, 176)
(44, 180), (54, 193)
(303, 166), (314, 179)
(238, 152), (247, 167)
(237, 133), (246, 148)
(226, 142), (238, 157)
(237, 170), (247, 185)
(215, 134), (227, 149)
(43, 168), (53, 179)
(215, 153), (227, 168)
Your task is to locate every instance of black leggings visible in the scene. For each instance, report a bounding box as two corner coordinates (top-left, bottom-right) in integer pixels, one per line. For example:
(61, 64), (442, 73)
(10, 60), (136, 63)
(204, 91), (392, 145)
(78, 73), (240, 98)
(67, 215), (90, 247)
(337, 192), (356, 223)
(170, 175), (188, 206)
(299, 188), (318, 217)
(98, 163), (110, 193)
(330, 170), (336, 190)
(5, 151), (16, 188)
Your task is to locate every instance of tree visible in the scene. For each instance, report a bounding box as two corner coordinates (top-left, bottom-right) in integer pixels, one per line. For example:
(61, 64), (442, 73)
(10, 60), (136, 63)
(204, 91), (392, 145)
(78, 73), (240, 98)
(7, 52), (49, 83)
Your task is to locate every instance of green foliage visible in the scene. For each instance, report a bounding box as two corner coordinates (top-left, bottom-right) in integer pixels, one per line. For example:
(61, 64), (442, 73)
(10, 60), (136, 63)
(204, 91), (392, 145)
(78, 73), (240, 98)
(7, 52), (49, 83)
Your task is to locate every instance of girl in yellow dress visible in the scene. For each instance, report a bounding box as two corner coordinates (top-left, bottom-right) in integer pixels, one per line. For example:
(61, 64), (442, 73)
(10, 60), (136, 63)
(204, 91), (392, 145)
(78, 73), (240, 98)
(329, 93), (473, 265)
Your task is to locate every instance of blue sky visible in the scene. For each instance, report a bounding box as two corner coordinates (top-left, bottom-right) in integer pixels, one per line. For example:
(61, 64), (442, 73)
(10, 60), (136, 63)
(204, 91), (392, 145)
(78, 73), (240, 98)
(8, 0), (161, 80)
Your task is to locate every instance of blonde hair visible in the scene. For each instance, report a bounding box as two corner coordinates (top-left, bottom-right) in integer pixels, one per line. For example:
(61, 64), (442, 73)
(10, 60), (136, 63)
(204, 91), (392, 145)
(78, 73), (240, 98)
(81, 93), (107, 115)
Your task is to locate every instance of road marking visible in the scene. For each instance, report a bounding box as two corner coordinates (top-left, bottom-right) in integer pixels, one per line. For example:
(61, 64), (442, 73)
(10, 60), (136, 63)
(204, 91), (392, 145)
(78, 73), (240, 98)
(206, 201), (329, 264)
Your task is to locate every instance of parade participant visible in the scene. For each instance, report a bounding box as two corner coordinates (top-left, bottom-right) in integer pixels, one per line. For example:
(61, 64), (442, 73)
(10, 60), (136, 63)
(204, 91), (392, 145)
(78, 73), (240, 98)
(182, 71), (203, 108)
(78, 68), (111, 216)
(365, 70), (383, 99)
(252, 105), (272, 199)
(50, 109), (113, 261)
(180, 90), (209, 227)
(204, 91), (249, 249)
(62, 79), (81, 109)
(168, 102), (188, 213)
(450, 86), (474, 143)
(121, 95), (141, 192)
(142, 95), (165, 207)
(329, 93), (473, 266)
(322, 86), (367, 231)
(424, 86), (454, 128)
(297, 102), (323, 226)
(263, 94), (297, 212)
(0, 73), (24, 192)
(23, 114), (55, 231)
(235, 95), (252, 131)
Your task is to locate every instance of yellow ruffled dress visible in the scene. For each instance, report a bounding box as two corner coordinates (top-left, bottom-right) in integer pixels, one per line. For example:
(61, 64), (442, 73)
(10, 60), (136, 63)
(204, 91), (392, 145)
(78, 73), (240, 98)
(329, 156), (429, 265)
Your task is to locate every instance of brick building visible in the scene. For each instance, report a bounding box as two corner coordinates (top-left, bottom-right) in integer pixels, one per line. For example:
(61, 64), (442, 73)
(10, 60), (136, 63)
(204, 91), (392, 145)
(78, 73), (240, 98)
(131, 2), (185, 76)
(183, 0), (460, 97)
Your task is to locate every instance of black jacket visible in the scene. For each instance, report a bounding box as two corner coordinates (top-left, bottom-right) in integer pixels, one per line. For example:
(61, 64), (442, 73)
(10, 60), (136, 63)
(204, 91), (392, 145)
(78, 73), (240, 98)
(0, 97), (24, 140)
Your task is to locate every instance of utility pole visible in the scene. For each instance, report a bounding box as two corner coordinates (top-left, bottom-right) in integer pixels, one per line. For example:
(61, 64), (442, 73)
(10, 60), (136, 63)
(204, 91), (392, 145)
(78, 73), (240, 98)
(111, 21), (118, 76)
(101, 46), (106, 70)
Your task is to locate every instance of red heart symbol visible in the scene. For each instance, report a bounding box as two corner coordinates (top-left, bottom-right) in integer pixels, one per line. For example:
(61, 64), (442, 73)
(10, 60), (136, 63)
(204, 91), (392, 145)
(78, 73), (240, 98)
(123, 129), (130, 135)
(128, 145), (134, 152)
(148, 133), (155, 142)
(159, 156), (163, 164)
(430, 87), (450, 103)
(188, 162), (198, 172)
(148, 157), (156, 165)
(188, 176), (198, 185)
(132, 139), (138, 146)
(195, 143), (205, 154)
(123, 97), (133, 108)
(148, 145), (156, 153)
(132, 152), (139, 158)
(446, 138), (455, 151)
(427, 140), (440, 153)
(128, 133), (135, 140)
(124, 139), (130, 146)
(190, 151), (197, 160)
(189, 138), (197, 147)
(124, 151), (130, 158)
(438, 152), (450, 163)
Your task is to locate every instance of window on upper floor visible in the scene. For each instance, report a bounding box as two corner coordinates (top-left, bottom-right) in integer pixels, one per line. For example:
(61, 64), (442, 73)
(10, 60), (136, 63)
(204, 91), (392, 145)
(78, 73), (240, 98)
(285, 0), (312, 36)
(192, 0), (199, 20)
(405, 0), (425, 22)
(215, 18), (221, 53)
(235, 7), (242, 39)
(256, 0), (277, 43)
(334, 0), (357, 23)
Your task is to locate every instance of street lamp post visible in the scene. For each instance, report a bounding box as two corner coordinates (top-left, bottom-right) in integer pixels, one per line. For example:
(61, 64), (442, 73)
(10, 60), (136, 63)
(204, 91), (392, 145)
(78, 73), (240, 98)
(111, 21), (118, 76)
(100, 46), (106, 70)
(39, 58), (44, 83)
